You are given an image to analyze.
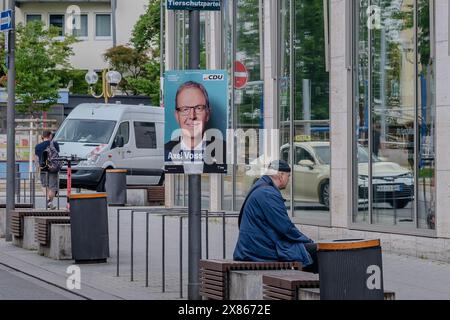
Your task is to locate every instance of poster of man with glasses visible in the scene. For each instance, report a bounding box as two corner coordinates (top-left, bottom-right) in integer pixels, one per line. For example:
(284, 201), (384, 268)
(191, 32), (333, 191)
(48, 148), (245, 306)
(164, 70), (228, 174)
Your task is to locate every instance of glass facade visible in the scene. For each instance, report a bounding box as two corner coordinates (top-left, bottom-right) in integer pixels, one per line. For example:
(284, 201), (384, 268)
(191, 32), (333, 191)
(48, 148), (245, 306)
(353, 0), (435, 230)
(166, 0), (439, 236)
(280, 0), (331, 225)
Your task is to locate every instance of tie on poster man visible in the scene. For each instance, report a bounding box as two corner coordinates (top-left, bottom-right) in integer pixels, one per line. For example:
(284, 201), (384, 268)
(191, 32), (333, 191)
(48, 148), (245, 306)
(164, 70), (228, 175)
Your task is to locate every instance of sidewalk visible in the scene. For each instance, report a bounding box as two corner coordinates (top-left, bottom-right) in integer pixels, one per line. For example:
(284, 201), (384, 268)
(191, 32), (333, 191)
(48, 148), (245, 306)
(1, 206), (450, 300)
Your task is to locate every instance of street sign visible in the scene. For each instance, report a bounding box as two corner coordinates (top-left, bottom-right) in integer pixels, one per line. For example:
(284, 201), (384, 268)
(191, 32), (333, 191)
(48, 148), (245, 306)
(166, 0), (221, 11)
(0, 9), (12, 32)
(234, 61), (248, 89)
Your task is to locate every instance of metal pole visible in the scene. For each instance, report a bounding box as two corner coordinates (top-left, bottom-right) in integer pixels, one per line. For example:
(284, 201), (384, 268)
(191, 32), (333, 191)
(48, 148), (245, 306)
(15, 163), (20, 203)
(145, 212), (149, 288)
(188, 9), (202, 301)
(5, 0), (16, 242)
(162, 214), (165, 292)
(222, 211), (226, 259)
(205, 210), (209, 259)
(111, 0), (117, 47)
(116, 209), (120, 277)
(179, 216), (183, 299)
(130, 211), (134, 282)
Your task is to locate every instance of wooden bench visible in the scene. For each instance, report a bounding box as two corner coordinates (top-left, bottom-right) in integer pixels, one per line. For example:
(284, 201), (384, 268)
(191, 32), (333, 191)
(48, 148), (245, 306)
(262, 273), (396, 300)
(0, 204), (34, 238)
(35, 217), (71, 246)
(11, 209), (69, 239)
(199, 260), (301, 300)
(263, 271), (320, 300)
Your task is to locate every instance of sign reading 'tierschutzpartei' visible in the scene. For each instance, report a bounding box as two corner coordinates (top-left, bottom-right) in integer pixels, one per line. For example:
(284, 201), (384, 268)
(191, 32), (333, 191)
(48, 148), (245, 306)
(166, 0), (221, 11)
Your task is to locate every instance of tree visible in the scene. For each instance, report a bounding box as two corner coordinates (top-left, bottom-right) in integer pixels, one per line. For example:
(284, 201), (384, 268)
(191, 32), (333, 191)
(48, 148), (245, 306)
(103, 0), (161, 105)
(104, 45), (150, 96)
(0, 21), (77, 117)
(131, 0), (161, 53)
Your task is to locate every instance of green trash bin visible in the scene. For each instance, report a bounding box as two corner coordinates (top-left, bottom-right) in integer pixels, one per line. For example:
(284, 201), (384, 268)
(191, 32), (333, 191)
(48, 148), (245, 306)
(317, 239), (384, 300)
(105, 169), (127, 206)
(69, 193), (110, 264)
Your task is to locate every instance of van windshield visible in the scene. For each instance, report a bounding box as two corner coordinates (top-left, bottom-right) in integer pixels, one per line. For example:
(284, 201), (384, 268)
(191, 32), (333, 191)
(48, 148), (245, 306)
(54, 119), (117, 144)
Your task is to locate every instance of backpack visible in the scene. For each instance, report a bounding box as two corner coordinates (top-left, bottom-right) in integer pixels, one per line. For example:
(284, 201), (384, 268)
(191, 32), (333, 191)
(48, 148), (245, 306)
(44, 141), (62, 173)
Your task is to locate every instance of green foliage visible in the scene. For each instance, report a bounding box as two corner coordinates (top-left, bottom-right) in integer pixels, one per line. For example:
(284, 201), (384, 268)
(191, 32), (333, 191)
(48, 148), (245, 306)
(127, 60), (160, 105)
(104, 45), (150, 95)
(56, 69), (92, 95)
(104, 0), (161, 104)
(131, 0), (161, 53)
(0, 21), (77, 116)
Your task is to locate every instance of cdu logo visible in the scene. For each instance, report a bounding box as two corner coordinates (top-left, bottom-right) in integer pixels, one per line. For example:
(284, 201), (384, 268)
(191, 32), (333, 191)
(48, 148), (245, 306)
(203, 74), (225, 81)
(66, 265), (81, 290)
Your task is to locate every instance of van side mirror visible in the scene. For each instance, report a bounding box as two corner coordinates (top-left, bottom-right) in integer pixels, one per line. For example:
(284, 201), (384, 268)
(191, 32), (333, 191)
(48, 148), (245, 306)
(298, 159), (315, 169)
(114, 136), (125, 148)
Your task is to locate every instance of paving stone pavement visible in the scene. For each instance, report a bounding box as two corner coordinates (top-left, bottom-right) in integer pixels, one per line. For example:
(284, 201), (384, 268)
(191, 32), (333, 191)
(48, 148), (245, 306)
(1, 206), (450, 300)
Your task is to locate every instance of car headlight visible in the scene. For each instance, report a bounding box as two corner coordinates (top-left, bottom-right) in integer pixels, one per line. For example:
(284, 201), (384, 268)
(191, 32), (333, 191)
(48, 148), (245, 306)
(79, 144), (107, 167)
(398, 173), (413, 179)
(86, 153), (101, 165)
(358, 175), (369, 186)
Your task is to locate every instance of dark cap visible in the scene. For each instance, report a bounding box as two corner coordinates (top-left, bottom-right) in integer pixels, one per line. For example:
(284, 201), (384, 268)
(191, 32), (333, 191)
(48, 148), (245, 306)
(268, 160), (291, 173)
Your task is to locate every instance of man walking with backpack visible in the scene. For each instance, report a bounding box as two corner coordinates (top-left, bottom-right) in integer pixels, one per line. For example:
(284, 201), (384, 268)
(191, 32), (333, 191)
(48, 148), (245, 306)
(35, 131), (61, 209)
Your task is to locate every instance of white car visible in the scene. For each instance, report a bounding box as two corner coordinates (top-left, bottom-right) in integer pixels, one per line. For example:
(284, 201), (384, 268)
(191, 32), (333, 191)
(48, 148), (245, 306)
(244, 142), (414, 209)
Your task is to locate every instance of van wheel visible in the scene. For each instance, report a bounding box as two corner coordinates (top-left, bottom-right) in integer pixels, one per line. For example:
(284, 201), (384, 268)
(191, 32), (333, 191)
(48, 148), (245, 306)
(96, 172), (106, 192)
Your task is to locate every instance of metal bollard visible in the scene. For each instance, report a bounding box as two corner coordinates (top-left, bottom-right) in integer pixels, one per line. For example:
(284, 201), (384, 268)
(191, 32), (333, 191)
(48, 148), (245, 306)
(162, 214), (165, 293)
(145, 212), (149, 288)
(15, 164), (20, 203)
(179, 216), (184, 299)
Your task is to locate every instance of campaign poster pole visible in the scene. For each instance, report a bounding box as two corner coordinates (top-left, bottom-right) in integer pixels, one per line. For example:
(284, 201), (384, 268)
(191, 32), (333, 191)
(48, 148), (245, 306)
(5, 0), (16, 242)
(188, 9), (202, 301)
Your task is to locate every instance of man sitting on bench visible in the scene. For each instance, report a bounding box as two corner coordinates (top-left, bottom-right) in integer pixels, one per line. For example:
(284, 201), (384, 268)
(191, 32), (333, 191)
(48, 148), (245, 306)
(233, 160), (318, 274)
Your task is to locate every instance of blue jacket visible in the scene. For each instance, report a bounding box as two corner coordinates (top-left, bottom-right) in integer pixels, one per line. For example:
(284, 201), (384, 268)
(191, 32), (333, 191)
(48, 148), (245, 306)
(233, 176), (314, 267)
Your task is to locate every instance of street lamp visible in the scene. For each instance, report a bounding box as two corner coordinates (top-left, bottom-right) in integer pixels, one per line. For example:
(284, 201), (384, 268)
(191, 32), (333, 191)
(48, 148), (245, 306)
(85, 69), (122, 103)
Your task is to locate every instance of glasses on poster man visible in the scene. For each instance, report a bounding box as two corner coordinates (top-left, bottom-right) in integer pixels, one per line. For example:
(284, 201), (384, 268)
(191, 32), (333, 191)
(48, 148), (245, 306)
(176, 105), (208, 116)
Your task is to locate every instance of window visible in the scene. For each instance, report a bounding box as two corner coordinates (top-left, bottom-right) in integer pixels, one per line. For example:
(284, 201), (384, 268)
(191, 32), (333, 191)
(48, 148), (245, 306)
(279, 0), (331, 224)
(49, 14), (65, 36)
(26, 14), (42, 23)
(54, 120), (116, 144)
(281, 148), (289, 162)
(134, 122), (157, 149)
(72, 14), (88, 38)
(113, 122), (130, 148)
(95, 14), (111, 38)
(353, 0), (435, 230)
(295, 147), (315, 164)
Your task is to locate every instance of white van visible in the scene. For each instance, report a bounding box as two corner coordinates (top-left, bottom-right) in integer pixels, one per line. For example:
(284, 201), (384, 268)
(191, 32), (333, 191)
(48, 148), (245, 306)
(53, 103), (164, 191)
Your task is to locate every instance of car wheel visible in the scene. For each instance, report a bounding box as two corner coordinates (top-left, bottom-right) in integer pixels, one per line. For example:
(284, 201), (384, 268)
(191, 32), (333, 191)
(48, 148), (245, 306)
(389, 199), (410, 209)
(320, 181), (330, 208)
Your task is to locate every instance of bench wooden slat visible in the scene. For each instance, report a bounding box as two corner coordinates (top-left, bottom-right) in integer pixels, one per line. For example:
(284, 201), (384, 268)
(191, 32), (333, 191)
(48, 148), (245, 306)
(199, 259), (301, 300)
(10, 210), (69, 238)
(263, 284), (295, 296)
(35, 217), (70, 246)
(263, 290), (295, 300)
(199, 288), (225, 299)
